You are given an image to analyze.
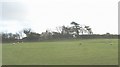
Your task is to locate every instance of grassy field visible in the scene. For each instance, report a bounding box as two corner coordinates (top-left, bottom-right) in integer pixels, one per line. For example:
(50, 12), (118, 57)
(2, 39), (118, 65)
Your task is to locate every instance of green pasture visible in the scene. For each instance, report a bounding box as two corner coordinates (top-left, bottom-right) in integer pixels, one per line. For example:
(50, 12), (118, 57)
(2, 39), (118, 65)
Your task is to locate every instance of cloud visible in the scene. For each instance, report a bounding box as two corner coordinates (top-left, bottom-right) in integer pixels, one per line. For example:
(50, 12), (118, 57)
(0, 2), (30, 33)
(1, 2), (27, 21)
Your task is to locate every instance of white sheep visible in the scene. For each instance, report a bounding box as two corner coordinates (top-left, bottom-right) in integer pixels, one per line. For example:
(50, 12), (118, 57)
(12, 43), (16, 45)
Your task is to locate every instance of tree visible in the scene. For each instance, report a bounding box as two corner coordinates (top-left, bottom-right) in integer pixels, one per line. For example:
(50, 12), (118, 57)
(56, 26), (62, 34)
(2, 32), (8, 39)
(41, 30), (52, 39)
(79, 26), (85, 35)
(27, 32), (40, 41)
(84, 26), (93, 34)
(71, 21), (80, 36)
(18, 31), (24, 39)
(105, 32), (110, 35)
(2, 32), (21, 42)
(22, 28), (41, 41)
(61, 26), (72, 35)
(23, 28), (32, 37)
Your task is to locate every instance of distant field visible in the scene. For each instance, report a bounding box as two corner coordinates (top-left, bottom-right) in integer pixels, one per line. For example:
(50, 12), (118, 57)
(2, 39), (118, 65)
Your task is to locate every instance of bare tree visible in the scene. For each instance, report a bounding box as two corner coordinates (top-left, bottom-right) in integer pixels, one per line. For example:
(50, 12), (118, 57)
(84, 26), (93, 34)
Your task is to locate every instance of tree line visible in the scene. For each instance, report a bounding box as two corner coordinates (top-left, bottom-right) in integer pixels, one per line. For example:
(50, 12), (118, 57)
(1, 21), (117, 43)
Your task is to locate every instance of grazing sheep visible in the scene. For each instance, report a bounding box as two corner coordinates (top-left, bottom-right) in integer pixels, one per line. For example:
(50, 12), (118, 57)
(12, 43), (16, 45)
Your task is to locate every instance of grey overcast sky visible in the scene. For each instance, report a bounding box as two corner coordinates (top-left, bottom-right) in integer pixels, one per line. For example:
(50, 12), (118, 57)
(0, 0), (119, 34)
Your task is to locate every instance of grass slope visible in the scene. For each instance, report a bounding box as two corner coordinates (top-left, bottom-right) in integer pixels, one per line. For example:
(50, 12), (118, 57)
(2, 39), (118, 65)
